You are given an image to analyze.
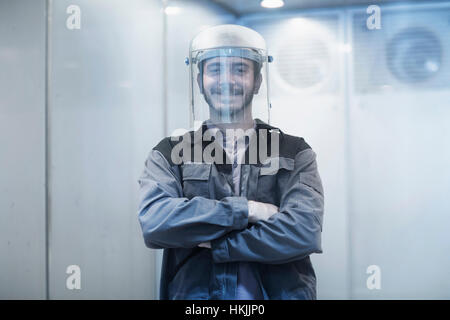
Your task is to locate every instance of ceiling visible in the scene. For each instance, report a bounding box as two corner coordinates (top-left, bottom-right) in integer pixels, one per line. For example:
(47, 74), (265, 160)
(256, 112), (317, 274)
(210, 0), (440, 16)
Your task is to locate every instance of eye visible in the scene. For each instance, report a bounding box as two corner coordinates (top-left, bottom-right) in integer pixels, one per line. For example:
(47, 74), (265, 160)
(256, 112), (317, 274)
(233, 65), (249, 75)
(206, 64), (221, 75)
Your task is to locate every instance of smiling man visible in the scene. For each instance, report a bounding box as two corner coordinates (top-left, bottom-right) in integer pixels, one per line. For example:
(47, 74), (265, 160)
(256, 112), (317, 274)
(138, 24), (325, 300)
(199, 55), (262, 127)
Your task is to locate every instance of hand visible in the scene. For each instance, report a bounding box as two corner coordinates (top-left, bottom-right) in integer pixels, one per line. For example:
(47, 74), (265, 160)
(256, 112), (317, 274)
(248, 200), (279, 223)
(198, 241), (211, 249)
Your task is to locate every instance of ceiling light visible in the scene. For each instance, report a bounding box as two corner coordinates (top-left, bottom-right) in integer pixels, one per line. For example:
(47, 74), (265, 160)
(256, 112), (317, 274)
(260, 0), (285, 9)
(164, 6), (181, 15)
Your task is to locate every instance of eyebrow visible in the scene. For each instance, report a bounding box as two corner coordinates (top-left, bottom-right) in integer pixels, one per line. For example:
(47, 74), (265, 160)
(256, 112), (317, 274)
(206, 61), (251, 70)
(206, 62), (221, 70)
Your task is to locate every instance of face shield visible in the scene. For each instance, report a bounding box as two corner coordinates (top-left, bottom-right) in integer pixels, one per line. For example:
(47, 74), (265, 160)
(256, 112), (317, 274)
(186, 25), (273, 128)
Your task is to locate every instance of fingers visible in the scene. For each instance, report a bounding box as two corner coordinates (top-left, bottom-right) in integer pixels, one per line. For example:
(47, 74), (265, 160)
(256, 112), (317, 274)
(198, 241), (211, 248)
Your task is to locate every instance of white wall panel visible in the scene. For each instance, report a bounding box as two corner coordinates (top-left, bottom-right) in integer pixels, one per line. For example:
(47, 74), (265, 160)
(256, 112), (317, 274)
(48, 0), (163, 299)
(0, 0), (47, 299)
(348, 4), (450, 299)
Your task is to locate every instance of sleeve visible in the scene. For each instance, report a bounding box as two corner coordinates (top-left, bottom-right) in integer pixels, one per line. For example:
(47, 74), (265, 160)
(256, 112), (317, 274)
(137, 149), (249, 249)
(210, 147), (324, 264)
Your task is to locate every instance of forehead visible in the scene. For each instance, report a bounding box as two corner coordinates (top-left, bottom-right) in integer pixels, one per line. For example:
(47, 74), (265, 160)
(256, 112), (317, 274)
(203, 56), (254, 67)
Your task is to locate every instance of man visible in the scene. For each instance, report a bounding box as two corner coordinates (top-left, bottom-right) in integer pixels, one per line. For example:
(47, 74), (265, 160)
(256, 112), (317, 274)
(138, 25), (324, 300)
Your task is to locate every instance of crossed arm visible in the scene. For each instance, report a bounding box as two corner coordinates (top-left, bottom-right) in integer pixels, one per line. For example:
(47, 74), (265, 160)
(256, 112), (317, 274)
(138, 148), (324, 264)
(198, 200), (279, 248)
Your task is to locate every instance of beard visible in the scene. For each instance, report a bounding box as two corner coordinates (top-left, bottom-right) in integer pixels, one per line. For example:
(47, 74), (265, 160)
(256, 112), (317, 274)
(203, 84), (255, 123)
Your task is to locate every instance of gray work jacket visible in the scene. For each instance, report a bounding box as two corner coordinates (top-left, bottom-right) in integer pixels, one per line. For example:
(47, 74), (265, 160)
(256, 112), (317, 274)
(138, 119), (324, 299)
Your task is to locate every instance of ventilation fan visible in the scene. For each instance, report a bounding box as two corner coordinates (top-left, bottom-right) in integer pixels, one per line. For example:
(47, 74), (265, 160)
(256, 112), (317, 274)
(352, 7), (450, 93)
(270, 18), (337, 94)
(276, 36), (331, 90)
(386, 27), (442, 84)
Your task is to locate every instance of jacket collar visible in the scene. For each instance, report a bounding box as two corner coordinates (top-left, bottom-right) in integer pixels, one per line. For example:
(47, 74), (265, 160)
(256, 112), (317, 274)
(191, 118), (283, 145)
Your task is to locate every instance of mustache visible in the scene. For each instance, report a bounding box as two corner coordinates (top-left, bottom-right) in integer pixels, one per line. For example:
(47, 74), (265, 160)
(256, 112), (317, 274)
(210, 85), (244, 95)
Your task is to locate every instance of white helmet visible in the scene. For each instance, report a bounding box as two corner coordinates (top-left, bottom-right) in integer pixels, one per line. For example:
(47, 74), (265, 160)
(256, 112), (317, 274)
(186, 24), (273, 127)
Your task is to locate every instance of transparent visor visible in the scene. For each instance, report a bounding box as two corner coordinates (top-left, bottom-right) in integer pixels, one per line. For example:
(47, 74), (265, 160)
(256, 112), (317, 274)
(189, 47), (270, 128)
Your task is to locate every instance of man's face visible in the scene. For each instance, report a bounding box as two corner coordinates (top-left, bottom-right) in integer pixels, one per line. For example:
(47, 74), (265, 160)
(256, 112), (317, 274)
(198, 56), (262, 120)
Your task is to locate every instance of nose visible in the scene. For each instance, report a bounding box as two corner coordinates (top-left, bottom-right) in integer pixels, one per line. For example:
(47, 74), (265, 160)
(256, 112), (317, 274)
(216, 61), (241, 85)
(218, 66), (236, 85)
